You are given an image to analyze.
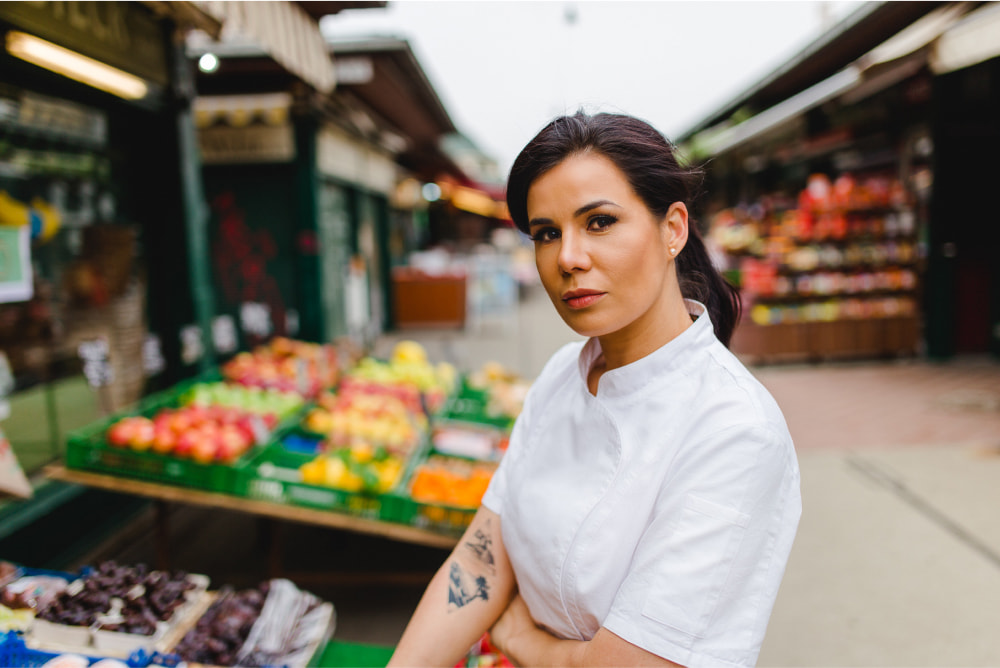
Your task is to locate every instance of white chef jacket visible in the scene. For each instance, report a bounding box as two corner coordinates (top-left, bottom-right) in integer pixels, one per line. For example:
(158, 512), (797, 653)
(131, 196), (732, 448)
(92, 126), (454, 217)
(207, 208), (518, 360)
(481, 300), (801, 668)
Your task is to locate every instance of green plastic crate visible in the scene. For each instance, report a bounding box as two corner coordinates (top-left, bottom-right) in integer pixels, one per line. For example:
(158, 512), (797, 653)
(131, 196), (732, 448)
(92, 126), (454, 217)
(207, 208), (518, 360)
(233, 447), (395, 521)
(63, 369), (301, 494)
(385, 449), (495, 536)
(64, 437), (249, 494)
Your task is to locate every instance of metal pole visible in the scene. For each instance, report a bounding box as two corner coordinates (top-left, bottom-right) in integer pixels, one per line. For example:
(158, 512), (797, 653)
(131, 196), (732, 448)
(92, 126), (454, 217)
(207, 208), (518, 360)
(171, 35), (216, 373)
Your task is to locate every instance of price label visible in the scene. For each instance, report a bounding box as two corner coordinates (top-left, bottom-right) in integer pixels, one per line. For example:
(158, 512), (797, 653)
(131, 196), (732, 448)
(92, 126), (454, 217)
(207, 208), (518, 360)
(212, 315), (238, 354)
(180, 325), (204, 365)
(78, 338), (113, 388)
(0, 352), (14, 399)
(142, 334), (166, 377)
(240, 302), (272, 338)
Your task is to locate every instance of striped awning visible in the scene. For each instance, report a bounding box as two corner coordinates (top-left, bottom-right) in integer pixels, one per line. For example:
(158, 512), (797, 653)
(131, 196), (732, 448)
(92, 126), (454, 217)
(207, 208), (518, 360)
(193, 1), (336, 93)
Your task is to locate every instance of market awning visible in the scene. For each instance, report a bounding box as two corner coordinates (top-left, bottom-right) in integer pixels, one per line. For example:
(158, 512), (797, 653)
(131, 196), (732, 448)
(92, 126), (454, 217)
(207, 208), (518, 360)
(192, 1), (336, 93)
(930, 2), (1000, 75)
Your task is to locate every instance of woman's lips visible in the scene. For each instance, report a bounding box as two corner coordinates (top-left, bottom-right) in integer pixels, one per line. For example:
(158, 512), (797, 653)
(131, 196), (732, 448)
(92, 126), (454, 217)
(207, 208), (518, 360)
(562, 290), (605, 309)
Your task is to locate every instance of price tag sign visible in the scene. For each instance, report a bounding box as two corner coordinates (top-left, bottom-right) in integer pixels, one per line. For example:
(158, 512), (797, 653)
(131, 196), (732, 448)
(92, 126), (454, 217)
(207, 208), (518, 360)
(180, 325), (204, 365)
(212, 315), (238, 354)
(296, 358), (310, 395)
(78, 338), (114, 388)
(240, 302), (272, 338)
(142, 334), (166, 377)
(286, 309), (300, 337)
(0, 352), (14, 399)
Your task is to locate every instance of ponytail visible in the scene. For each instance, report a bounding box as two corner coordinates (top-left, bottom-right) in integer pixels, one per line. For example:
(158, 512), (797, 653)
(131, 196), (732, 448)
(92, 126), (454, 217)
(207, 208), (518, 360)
(675, 229), (741, 347)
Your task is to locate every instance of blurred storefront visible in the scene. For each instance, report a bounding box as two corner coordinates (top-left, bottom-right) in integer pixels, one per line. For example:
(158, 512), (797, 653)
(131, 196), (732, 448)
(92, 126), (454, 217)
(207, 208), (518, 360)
(0, 1), (225, 480)
(322, 37), (513, 332)
(678, 1), (1000, 362)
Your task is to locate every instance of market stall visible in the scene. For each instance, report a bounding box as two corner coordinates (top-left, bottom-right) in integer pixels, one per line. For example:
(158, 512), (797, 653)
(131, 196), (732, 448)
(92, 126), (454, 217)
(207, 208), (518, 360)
(0, 335), (530, 665)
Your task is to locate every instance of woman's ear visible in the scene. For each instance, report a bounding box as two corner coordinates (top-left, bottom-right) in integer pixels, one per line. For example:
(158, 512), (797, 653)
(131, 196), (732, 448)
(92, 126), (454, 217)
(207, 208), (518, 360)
(663, 202), (689, 257)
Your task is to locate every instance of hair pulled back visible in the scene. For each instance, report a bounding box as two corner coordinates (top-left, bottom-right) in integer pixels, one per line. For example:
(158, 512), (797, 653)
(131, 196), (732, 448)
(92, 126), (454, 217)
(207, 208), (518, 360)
(506, 111), (741, 347)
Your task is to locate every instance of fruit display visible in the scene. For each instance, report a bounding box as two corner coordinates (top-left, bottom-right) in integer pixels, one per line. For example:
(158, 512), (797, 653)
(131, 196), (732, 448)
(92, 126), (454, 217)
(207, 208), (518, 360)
(221, 337), (344, 398)
(182, 382), (303, 423)
(464, 361), (531, 421)
(170, 583), (267, 666)
(409, 455), (497, 509)
(301, 390), (423, 457)
(105, 404), (267, 464)
(31, 561), (208, 641)
(171, 578), (334, 667)
(299, 443), (404, 494)
(346, 340), (457, 414)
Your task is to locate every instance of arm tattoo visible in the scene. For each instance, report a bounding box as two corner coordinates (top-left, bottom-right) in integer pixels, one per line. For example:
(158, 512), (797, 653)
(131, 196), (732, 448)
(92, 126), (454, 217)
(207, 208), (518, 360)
(463, 519), (496, 574)
(448, 562), (490, 610)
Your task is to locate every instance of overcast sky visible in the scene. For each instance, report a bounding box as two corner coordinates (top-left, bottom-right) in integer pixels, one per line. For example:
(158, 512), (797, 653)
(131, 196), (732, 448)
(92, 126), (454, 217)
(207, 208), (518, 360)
(321, 1), (864, 176)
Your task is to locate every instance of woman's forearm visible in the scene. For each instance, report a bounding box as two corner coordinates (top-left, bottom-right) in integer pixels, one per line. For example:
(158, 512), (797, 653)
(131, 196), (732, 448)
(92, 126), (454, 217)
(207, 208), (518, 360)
(492, 600), (681, 668)
(389, 508), (515, 667)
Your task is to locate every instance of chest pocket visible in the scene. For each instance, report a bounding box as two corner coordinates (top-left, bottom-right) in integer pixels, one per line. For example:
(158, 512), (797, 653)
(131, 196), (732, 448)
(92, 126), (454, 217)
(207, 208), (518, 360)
(641, 494), (750, 639)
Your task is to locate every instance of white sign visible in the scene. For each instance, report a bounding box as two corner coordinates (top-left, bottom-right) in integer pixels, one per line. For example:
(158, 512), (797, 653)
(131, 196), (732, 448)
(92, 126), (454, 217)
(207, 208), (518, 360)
(78, 338), (113, 388)
(240, 302), (272, 338)
(180, 325), (204, 365)
(285, 309), (299, 337)
(142, 334), (166, 376)
(212, 314), (238, 354)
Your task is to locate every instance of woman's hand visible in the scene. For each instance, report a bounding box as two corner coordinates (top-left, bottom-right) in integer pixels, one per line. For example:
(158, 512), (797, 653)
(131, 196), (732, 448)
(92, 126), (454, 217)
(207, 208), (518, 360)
(489, 594), (537, 660)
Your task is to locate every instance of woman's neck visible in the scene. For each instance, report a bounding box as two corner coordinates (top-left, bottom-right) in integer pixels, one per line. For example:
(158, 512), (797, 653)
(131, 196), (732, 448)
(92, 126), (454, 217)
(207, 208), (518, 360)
(594, 296), (693, 376)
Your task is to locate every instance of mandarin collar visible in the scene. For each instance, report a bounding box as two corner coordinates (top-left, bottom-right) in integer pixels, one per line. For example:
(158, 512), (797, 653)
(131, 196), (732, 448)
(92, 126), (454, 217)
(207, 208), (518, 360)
(577, 300), (714, 399)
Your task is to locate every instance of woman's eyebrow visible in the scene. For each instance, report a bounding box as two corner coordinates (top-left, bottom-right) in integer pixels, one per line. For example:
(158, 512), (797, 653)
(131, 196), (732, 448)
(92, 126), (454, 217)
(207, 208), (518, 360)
(574, 200), (619, 217)
(529, 200), (621, 228)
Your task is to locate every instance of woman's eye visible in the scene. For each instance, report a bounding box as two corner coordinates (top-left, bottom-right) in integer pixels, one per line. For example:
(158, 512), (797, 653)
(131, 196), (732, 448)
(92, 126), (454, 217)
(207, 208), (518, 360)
(588, 215), (617, 231)
(530, 227), (559, 242)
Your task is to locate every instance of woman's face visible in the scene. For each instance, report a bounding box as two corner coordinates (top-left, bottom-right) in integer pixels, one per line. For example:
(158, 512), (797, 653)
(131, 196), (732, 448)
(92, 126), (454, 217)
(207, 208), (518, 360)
(526, 152), (683, 342)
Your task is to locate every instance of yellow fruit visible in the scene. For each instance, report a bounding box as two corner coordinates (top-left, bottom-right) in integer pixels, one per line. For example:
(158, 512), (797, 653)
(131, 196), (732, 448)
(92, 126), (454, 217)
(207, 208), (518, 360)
(323, 457), (348, 486)
(392, 340), (428, 365)
(300, 459), (325, 486)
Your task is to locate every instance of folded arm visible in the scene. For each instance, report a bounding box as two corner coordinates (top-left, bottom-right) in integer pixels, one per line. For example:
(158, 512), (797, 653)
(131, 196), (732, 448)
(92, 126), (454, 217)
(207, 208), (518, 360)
(388, 506), (516, 667)
(490, 594), (683, 667)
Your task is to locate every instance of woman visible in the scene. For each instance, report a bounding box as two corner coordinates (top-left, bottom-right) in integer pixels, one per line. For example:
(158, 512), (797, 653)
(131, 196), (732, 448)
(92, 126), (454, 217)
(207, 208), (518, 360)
(389, 112), (801, 668)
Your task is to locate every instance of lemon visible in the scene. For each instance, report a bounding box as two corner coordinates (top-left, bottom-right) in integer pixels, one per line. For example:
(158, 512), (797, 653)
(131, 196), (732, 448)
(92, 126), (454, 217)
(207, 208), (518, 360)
(392, 340), (428, 365)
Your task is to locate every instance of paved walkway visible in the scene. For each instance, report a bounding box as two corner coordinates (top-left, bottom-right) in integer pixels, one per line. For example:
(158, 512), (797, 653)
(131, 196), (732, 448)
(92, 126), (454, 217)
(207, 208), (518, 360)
(94, 286), (1000, 666)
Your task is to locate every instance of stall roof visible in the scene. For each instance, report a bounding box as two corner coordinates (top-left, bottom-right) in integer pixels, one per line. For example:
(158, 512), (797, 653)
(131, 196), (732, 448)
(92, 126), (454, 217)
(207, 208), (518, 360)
(676, 1), (948, 143)
(325, 36), (472, 184)
(326, 37), (458, 140)
(295, 2), (388, 21)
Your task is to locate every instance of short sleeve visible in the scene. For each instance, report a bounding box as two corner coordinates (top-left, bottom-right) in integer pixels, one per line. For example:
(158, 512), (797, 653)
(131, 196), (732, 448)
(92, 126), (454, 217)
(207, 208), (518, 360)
(602, 424), (801, 668)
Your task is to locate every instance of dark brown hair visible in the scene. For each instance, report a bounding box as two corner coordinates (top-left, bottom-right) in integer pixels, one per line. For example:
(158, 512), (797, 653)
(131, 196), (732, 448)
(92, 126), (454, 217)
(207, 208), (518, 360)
(506, 111), (741, 347)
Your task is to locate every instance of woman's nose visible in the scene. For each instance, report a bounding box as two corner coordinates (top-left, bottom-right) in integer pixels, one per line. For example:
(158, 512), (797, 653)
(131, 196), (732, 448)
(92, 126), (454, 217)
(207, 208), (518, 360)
(557, 231), (591, 274)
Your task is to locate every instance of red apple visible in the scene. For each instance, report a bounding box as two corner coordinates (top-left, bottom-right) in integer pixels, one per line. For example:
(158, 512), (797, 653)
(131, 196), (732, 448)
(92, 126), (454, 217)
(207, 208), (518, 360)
(107, 419), (134, 447)
(129, 418), (155, 451)
(190, 434), (218, 465)
(151, 427), (176, 455)
(174, 430), (198, 458)
(168, 412), (194, 434)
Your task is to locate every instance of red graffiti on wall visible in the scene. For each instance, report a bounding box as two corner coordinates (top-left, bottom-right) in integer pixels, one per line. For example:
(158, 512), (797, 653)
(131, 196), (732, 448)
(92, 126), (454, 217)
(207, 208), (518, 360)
(211, 192), (288, 343)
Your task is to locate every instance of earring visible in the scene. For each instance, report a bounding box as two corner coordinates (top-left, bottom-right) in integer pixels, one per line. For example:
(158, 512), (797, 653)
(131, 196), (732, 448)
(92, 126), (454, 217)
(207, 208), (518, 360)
(669, 247), (677, 255)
